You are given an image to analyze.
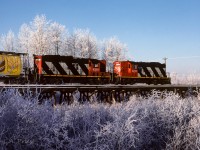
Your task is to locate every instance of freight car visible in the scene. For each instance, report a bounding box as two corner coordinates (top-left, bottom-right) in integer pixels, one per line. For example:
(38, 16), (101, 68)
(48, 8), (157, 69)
(0, 51), (28, 84)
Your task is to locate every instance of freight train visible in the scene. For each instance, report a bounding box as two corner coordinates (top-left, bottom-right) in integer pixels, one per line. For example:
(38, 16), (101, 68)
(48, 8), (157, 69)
(0, 51), (171, 84)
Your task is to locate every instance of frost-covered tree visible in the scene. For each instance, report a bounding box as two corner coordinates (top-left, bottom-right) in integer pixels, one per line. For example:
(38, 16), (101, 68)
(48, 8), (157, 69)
(0, 30), (17, 52)
(18, 24), (31, 54)
(18, 15), (50, 56)
(75, 29), (98, 59)
(66, 30), (79, 57)
(0, 42), (2, 50)
(65, 29), (99, 58)
(102, 37), (127, 71)
(18, 15), (68, 56)
(61, 35), (70, 55)
(48, 22), (67, 55)
(29, 14), (50, 55)
(18, 24), (32, 67)
(18, 15), (69, 67)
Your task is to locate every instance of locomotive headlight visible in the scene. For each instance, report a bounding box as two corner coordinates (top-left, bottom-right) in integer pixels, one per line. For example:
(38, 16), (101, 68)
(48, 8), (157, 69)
(36, 58), (41, 61)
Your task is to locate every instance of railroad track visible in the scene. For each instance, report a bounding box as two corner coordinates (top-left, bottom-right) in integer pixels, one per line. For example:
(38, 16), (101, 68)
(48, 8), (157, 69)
(0, 84), (199, 90)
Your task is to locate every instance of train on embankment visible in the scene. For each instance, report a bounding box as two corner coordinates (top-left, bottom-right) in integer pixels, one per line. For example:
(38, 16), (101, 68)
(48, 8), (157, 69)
(0, 51), (171, 85)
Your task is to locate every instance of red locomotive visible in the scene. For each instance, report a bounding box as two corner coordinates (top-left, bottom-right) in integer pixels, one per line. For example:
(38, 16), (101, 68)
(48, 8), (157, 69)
(33, 55), (110, 84)
(113, 61), (170, 84)
(33, 55), (170, 84)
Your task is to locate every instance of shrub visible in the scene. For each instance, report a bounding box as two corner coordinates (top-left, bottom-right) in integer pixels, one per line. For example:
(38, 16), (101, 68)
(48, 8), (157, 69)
(0, 89), (200, 149)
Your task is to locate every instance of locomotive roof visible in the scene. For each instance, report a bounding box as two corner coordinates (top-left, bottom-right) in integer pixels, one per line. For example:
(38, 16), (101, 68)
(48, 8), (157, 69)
(0, 51), (27, 55)
(131, 61), (164, 64)
(34, 54), (103, 64)
(115, 60), (164, 64)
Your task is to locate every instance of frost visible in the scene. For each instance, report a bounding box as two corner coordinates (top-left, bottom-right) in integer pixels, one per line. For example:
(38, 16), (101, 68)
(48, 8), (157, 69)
(0, 89), (200, 149)
(0, 30), (16, 52)
(170, 72), (200, 85)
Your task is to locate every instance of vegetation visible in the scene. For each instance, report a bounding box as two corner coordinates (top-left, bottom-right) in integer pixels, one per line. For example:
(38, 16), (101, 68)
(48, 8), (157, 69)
(170, 72), (200, 85)
(0, 89), (200, 149)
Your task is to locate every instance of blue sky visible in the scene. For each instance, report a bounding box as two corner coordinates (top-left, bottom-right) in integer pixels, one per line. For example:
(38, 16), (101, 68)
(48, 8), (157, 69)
(0, 0), (200, 74)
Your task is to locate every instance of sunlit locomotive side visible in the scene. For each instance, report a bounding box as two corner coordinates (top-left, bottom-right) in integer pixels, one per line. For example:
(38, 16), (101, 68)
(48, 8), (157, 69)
(33, 55), (110, 84)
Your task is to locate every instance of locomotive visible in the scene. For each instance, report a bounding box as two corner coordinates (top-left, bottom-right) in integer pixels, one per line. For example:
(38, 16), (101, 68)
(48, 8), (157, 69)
(0, 51), (171, 84)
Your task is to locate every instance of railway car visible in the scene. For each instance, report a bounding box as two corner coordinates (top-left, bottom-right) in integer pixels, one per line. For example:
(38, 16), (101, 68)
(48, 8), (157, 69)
(33, 55), (110, 84)
(113, 60), (171, 84)
(0, 51), (28, 83)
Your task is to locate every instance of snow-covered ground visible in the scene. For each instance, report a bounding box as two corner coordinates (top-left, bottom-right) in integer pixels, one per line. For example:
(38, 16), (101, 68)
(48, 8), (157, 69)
(0, 89), (200, 149)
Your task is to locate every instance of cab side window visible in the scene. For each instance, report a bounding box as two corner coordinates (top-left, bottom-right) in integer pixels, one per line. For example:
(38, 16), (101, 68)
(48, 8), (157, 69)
(133, 65), (138, 70)
(94, 64), (98, 68)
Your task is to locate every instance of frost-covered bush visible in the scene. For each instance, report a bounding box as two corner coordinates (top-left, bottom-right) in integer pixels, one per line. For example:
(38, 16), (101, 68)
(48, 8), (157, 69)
(170, 72), (200, 85)
(0, 89), (67, 149)
(132, 91), (200, 150)
(1, 89), (200, 149)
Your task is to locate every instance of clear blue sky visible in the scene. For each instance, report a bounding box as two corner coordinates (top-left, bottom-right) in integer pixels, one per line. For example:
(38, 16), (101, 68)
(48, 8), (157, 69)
(0, 0), (200, 74)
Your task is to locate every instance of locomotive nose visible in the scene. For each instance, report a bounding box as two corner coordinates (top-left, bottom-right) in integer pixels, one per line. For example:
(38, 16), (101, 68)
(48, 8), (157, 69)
(113, 61), (121, 76)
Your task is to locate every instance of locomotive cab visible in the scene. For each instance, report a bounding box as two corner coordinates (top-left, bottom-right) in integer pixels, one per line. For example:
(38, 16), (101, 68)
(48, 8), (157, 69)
(88, 59), (109, 76)
(113, 61), (138, 84)
(34, 55), (42, 82)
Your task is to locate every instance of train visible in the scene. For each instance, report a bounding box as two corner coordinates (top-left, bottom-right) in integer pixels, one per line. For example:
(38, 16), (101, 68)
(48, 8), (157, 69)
(0, 51), (171, 85)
